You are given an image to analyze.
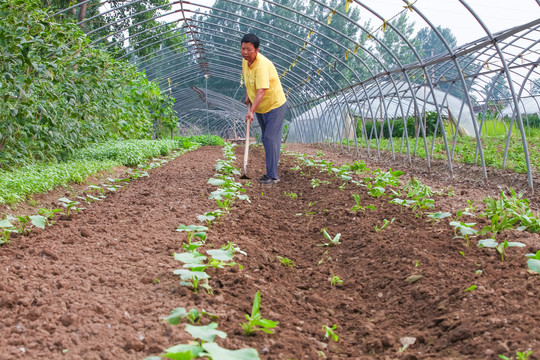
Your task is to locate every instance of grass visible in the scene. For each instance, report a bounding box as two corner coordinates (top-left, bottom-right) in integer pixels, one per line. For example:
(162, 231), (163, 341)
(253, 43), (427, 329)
(348, 125), (540, 175)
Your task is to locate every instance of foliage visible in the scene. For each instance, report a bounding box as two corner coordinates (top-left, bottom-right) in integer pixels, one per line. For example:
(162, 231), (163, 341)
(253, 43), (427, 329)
(0, 0), (178, 169)
(0, 139), (201, 206)
(361, 112), (440, 140)
(481, 189), (540, 234)
(152, 323), (260, 360)
(0, 159), (117, 205)
(355, 133), (540, 175)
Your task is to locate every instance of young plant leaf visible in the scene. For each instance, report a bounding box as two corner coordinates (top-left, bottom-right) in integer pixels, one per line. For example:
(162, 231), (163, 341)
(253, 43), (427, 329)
(527, 259), (540, 274)
(201, 342), (260, 360)
(163, 307), (188, 325)
(29, 215), (47, 229)
(162, 344), (203, 359)
(185, 323), (226, 342)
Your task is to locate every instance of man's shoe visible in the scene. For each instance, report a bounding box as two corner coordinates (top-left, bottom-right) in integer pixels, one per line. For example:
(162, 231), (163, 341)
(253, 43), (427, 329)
(258, 176), (279, 184)
(258, 174), (270, 181)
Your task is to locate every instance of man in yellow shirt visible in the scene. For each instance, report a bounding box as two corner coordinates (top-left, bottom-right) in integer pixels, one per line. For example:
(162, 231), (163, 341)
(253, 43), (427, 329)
(241, 33), (287, 184)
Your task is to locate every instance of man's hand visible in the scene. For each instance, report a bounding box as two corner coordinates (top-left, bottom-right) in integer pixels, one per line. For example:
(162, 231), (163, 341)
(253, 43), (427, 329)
(244, 88), (266, 123)
(245, 105), (253, 123)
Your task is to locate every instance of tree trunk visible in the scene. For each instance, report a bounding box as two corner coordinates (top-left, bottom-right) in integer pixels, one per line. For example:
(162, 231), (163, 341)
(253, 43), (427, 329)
(78, 2), (88, 26)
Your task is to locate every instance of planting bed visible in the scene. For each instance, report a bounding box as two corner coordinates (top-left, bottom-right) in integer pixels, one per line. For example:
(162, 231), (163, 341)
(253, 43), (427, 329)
(1, 144), (539, 360)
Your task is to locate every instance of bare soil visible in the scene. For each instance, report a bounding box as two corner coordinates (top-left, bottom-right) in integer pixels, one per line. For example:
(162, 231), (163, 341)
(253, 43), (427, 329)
(1, 144), (539, 360)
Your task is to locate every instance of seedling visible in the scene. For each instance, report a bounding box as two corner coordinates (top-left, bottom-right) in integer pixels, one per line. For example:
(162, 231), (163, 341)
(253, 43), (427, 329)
(173, 269), (212, 294)
(37, 207), (63, 220)
(206, 248), (238, 269)
(390, 198), (416, 213)
(163, 307), (217, 325)
(317, 229), (341, 246)
(375, 218), (395, 232)
(330, 275), (343, 285)
(450, 221), (478, 246)
(0, 216), (17, 245)
(464, 285), (477, 292)
(221, 242), (247, 256)
(525, 250), (540, 274)
(477, 238), (525, 261)
(426, 211), (452, 222)
(277, 256), (295, 267)
(311, 178), (329, 188)
(322, 324), (339, 342)
(176, 224), (208, 245)
(351, 194), (366, 212)
(58, 197), (84, 217)
(240, 291), (279, 336)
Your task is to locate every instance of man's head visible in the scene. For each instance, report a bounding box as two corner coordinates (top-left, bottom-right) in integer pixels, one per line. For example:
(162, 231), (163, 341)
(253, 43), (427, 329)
(241, 33), (260, 64)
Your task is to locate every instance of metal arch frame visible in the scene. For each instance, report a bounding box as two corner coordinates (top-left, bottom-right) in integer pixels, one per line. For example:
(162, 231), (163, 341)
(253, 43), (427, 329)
(457, 0), (534, 189)
(114, 6), (358, 121)
(48, 0), (540, 190)
(126, 3), (378, 148)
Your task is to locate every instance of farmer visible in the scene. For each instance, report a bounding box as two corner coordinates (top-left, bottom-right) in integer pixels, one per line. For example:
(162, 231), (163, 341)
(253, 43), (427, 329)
(241, 33), (287, 184)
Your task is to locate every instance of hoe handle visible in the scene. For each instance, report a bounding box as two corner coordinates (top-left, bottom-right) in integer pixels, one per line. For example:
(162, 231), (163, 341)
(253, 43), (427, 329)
(243, 120), (250, 172)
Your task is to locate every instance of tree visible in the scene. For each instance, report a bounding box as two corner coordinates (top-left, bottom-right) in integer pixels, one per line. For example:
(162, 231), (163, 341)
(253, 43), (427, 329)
(531, 78), (540, 94)
(44, 0), (185, 60)
(416, 25), (457, 59)
(375, 12), (420, 71)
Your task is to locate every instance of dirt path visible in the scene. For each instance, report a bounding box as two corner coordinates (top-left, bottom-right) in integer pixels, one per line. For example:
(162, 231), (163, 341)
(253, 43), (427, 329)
(1, 144), (539, 360)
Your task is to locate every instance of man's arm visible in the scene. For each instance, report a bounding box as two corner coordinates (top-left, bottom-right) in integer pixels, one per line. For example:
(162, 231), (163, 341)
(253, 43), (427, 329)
(245, 88), (267, 123)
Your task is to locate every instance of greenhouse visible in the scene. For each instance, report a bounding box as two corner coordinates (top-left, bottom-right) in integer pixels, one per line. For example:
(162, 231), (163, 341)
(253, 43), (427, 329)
(1, 0), (540, 359)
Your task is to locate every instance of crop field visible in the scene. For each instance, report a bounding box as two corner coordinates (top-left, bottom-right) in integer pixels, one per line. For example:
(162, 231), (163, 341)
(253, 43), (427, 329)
(1, 143), (539, 360)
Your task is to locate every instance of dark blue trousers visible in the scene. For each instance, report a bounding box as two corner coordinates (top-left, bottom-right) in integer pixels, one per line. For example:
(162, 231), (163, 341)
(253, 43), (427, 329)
(255, 102), (287, 180)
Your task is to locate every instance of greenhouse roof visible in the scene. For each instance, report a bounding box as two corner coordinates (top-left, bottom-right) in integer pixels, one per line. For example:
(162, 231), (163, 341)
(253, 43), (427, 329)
(49, 0), (540, 189)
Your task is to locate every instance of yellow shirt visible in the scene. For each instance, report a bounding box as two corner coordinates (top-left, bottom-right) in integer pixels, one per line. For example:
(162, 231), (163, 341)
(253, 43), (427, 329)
(242, 53), (286, 114)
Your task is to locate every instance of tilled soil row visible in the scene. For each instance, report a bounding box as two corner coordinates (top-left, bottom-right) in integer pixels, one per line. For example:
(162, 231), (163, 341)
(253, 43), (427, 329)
(0, 144), (539, 360)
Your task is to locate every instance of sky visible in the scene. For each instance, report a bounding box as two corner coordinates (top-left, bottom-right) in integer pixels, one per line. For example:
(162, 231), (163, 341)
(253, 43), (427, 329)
(177, 0), (539, 47)
(362, 0), (540, 46)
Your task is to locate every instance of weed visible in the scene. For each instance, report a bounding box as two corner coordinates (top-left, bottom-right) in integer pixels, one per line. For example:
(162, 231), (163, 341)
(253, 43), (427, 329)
(482, 189), (540, 233)
(241, 291), (279, 336)
(499, 350), (533, 360)
(285, 191), (298, 199)
(277, 256), (295, 267)
(322, 324), (339, 342)
(330, 275), (343, 285)
(311, 178), (329, 188)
